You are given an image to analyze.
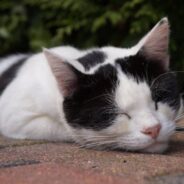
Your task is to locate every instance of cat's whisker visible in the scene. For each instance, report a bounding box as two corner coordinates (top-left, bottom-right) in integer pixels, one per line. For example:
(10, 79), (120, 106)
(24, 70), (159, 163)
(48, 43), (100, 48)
(175, 116), (184, 121)
(83, 93), (113, 105)
(151, 70), (184, 89)
(164, 124), (175, 132)
(175, 114), (184, 121)
(175, 112), (184, 119)
(82, 139), (118, 148)
(154, 88), (172, 93)
(80, 141), (106, 148)
(74, 134), (120, 140)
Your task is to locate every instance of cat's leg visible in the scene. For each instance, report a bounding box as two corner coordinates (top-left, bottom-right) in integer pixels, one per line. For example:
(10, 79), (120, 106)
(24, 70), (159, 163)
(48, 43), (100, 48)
(0, 112), (72, 141)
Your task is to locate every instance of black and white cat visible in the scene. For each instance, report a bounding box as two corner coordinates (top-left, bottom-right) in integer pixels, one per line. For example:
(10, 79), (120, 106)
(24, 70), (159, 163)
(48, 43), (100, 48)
(0, 18), (183, 153)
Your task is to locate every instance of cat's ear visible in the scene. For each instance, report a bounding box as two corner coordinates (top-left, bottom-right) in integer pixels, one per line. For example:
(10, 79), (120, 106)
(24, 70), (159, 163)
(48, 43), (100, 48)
(137, 17), (170, 69)
(43, 49), (78, 97)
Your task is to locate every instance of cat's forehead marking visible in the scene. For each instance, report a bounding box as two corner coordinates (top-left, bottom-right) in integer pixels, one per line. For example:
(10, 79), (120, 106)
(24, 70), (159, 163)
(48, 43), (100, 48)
(115, 53), (166, 83)
(79, 47), (140, 75)
(77, 51), (106, 71)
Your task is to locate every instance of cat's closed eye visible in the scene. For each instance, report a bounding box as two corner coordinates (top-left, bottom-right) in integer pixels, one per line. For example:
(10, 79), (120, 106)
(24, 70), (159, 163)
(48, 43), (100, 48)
(118, 112), (131, 119)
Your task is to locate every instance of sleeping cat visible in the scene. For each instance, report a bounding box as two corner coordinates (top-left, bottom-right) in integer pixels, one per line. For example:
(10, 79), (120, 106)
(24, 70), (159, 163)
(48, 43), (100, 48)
(0, 18), (183, 153)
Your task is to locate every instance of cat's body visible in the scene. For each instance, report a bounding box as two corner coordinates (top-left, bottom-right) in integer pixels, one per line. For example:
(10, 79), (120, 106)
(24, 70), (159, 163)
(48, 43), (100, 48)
(0, 47), (82, 141)
(0, 18), (183, 153)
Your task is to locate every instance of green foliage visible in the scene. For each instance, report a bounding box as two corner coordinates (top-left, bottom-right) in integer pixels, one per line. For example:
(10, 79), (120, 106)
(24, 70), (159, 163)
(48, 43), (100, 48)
(0, 0), (184, 70)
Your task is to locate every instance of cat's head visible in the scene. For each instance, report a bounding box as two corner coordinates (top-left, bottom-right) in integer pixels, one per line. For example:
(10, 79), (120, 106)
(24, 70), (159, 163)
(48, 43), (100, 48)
(44, 18), (181, 153)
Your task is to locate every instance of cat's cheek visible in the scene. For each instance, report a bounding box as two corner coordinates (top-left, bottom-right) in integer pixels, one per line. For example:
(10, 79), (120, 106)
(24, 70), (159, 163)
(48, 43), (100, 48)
(157, 102), (177, 121)
(155, 105), (176, 142)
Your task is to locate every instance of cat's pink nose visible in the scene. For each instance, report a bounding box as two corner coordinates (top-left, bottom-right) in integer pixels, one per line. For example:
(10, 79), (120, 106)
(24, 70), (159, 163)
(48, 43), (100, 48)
(141, 124), (161, 139)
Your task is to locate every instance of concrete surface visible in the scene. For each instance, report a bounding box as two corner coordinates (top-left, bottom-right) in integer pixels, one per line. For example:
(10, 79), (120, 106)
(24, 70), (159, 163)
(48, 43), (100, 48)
(0, 120), (184, 184)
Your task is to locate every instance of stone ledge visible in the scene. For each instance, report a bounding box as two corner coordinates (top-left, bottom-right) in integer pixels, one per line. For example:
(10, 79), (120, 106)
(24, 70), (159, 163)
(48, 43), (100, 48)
(0, 119), (183, 184)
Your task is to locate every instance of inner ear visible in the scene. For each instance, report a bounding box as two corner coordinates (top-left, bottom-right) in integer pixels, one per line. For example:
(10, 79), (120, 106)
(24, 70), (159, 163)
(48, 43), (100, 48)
(137, 18), (170, 70)
(43, 49), (78, 97)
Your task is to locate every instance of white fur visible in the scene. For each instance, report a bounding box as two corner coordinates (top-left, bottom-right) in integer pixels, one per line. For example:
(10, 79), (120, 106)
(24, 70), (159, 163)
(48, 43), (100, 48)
(0, 45), (177, 153)
(0, 49), (73, 141)
(0, 18), (179, 153)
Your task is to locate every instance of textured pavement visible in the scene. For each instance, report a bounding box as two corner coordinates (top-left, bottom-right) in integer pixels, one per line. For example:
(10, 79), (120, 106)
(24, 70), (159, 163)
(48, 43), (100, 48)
(0, 120), (184, 184)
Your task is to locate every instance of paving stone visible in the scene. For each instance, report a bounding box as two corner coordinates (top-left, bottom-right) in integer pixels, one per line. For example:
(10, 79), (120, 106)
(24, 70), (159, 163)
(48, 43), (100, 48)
(0, 159), (40, 169)
(0, 136), (47, 149)
(148, 173), (184, 184)
(0, 163), (131, 184)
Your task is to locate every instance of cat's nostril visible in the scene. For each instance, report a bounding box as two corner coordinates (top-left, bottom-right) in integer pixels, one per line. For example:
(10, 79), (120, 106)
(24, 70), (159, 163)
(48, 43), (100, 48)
(141, 124), (161, 139)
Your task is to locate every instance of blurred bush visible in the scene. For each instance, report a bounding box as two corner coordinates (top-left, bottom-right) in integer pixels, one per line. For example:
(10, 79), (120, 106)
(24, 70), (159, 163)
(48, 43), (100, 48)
(0, 0), (184, 70)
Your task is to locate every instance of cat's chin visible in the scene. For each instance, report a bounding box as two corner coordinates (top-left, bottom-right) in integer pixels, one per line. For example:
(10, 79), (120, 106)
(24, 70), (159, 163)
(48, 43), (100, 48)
(141, 142), (169, 153)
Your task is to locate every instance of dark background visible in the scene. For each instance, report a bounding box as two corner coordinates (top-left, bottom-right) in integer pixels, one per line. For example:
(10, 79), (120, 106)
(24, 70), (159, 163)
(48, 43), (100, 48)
(0, 0), (184, 71)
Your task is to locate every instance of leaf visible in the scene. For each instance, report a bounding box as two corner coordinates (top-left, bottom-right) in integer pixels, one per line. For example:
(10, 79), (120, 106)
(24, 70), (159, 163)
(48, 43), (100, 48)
(0, 28), (9, 38)
(92, 16), (106, 32)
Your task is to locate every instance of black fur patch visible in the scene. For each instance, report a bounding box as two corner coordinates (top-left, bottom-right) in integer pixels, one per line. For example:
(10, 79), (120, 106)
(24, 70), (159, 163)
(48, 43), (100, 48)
(78, 51), (106, 71)
(116, 53), (165, 83)
(63, 64), (118, 130)
(151, 73), (180, 109)
(0, 56), (29, 95)
(116, 53), (180, 110)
